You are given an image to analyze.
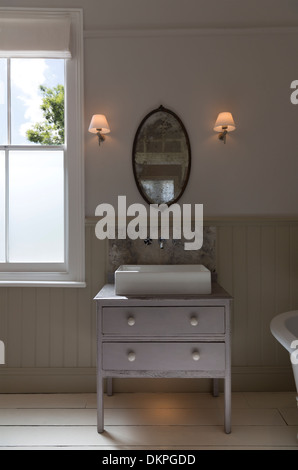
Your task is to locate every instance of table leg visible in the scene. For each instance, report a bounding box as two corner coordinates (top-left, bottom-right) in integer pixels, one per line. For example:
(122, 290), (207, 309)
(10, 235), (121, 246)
(107, 377), (113, 396)
(213, 378), (219, 397)
(224, 377), (231, 434)
(97, 374), (104, 433)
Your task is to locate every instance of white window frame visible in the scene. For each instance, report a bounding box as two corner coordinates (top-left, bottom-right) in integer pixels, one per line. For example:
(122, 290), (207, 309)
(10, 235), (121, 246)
(0, 8), (85, 287)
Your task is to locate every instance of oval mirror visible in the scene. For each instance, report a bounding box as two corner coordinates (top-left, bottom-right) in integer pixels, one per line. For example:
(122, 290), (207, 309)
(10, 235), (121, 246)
(133, 105), (191, 205)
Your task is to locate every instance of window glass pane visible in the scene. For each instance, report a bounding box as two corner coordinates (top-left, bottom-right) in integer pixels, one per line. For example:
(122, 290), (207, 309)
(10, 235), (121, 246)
(9, 151), (64, 263)
(11, 59), (64, 145)
(0, 152), (5, 262)
(0, 59), (7, 145)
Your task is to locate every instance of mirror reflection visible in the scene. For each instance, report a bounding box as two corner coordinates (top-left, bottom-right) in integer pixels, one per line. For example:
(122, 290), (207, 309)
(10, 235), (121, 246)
(133, 105), (191, 205)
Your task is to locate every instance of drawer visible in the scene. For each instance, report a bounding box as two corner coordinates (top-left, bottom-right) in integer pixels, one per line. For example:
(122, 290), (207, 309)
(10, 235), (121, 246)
(102, 342), (225, 371)
(102, 306), (225, 336)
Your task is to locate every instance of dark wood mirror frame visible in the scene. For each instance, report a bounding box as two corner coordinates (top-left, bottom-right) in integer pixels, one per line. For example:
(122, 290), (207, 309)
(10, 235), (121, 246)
(132, 105), (191, 206)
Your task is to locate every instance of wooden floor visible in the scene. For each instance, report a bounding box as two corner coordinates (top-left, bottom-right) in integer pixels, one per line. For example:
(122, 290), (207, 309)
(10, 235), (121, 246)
(0, 392), (297, 450)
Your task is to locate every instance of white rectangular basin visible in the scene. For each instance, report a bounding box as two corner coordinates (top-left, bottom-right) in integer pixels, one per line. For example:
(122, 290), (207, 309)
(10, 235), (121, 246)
(115, 265), (211, 296)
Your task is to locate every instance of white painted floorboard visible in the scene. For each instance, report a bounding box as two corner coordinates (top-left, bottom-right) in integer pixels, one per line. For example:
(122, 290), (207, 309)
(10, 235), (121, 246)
(1, 425), (298, 448)
(0, 408), (286, 426)
(0, 392), (297, 450)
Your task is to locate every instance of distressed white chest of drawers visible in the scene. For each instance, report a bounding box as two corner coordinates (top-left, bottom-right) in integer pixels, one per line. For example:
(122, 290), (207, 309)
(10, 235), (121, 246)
(95, 283), (232, 434)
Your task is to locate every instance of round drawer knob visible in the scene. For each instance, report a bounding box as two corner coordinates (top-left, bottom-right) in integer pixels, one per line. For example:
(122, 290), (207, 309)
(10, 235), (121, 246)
(190, 316), (198, 326)
(128, 351), (136, 362)
(192, 350), (200, 361)
(127, 316), (135, 326)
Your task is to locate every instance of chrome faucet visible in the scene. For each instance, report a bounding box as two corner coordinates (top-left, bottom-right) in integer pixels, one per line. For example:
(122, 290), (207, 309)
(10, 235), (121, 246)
(144, 237), (166, 248)
(159, 237), (165, 249)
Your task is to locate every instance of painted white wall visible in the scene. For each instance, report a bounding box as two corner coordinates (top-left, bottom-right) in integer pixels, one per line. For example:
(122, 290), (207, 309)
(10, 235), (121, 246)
(2, 0), (298, 29)
(85, 31), (298, 216)
(1, 0), (298, 216)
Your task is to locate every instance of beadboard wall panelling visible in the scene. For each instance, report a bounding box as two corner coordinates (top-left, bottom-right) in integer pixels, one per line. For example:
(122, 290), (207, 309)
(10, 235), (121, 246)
(0, 224), (107, 371)
(217, 221), (298, 370)
(0, 219), (297, 392)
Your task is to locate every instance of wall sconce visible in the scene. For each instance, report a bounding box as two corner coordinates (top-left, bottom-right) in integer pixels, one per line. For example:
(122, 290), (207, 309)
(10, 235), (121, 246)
(88, 114), (110, 145)
(214, 112), (236, 144)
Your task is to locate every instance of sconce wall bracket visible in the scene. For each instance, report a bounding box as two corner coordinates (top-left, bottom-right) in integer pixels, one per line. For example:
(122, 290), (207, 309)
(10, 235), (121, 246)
(218, 126), (228, 144)
(97, 130), (106, 145)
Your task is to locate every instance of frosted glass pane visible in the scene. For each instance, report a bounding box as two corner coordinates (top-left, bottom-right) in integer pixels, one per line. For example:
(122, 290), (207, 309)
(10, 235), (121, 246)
(9, 151), (64, 263)
(0, 59), (7, 145)
(10, 59), (64, 145)
(0, 152), (5, 262)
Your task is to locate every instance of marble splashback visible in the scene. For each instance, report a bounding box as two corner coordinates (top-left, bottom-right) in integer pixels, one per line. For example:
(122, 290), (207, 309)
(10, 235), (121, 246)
(108, 227), (216, 281)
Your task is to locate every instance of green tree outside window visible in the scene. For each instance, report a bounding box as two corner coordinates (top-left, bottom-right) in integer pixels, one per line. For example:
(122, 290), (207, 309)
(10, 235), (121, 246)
(26, 84), (64, 145)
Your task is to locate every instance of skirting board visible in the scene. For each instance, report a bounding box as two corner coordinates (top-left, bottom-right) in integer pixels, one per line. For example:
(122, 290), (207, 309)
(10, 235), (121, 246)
(0, 367), (295, 393)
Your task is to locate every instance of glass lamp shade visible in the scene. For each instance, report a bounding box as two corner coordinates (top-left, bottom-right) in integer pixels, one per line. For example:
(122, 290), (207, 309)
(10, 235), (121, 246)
(88, 114), (110, 134)
(214, 112), (236, 132)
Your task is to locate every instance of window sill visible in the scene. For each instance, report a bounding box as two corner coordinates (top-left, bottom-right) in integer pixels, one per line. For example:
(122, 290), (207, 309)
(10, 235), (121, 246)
(0, 281), (86, 288)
